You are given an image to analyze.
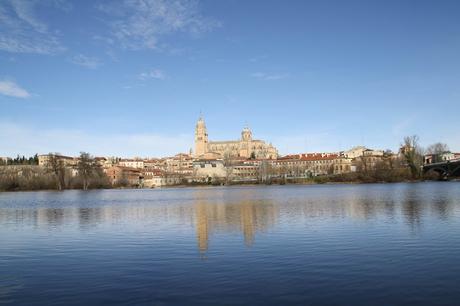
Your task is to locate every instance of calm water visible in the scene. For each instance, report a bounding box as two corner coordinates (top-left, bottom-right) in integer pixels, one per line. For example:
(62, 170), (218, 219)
(1, 182), (460, 305)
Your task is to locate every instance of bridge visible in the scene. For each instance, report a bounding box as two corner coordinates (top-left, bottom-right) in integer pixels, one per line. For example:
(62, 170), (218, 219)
(423, 158), (460, 179)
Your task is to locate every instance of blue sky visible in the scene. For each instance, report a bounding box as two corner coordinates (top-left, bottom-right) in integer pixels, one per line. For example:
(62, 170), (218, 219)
(1, 0), (459, 157)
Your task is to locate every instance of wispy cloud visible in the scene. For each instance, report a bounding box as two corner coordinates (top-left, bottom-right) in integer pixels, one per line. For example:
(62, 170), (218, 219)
(0, 0), (66, 54)
(139, 69), (166, 80)
(97, 0), (220, 50)
(70, 54), (102, 69)
(0, 80), (30, 98)
(251, 72), (289, 81)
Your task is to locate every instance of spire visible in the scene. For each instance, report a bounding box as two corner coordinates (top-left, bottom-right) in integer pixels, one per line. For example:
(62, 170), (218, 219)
(196, 113), (206, 128)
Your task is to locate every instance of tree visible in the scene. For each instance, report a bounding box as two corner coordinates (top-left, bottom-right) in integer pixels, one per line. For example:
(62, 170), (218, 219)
(30, 154), (39, 165)
(46, 153), (66, 190)
(258, 160), (273, 184)
(223, 151), (235, 185)
(401, 135), (423, 179)
(77, 152), (96, 190)
(426, 142), (449, 155)
(426, 143), (449, 163)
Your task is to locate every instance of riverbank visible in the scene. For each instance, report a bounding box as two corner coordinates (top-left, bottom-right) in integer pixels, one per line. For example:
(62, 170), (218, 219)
(1, 171), (454, 192)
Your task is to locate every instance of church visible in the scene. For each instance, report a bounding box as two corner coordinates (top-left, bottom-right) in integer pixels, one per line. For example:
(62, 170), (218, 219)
(194, 117), (278, 159)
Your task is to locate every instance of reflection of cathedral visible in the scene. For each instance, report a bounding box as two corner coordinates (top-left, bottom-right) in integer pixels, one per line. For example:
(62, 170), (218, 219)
(193, 198), (277, 252)
(194, 116), (278, 159)
(195, 203), (209, 252)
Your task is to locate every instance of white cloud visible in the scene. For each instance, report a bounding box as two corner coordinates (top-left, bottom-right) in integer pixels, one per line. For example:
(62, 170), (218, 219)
(70, 54), (102, 69)
(251, 72), (289, 81)
(139, 69), (165, 80)
(0, 0), (66, 54)
(0, 121), (193, 157)
(98, 0), (220, 50)
(0, 80), (30, 98)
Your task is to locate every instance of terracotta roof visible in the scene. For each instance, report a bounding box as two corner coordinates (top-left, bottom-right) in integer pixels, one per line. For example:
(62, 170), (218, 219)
(277, 153), (338, 161)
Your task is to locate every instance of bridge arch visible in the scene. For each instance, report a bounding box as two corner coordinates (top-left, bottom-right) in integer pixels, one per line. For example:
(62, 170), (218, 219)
(426, 167), (447, 176)
(451, 165), (460, 177)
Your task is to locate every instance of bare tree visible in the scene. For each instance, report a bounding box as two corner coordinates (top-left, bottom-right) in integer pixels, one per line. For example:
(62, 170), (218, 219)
(77, 152), (96, 190)
(223, 151), (234, 185)
(402, 135), (423, 179)
(426, 143), (449, 155)
(46, 153), (66, 190)
(258, 160), (272, 184)
(426, 143), (449, 163)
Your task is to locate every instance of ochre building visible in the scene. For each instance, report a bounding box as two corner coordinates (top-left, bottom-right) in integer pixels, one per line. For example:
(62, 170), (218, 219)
(194, 117), (277, 159)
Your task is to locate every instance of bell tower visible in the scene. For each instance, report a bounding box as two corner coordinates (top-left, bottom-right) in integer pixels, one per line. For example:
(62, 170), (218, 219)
(194, 116), (208, 157)
(239, 126), (253, 158)
(241, 126), (252, 142)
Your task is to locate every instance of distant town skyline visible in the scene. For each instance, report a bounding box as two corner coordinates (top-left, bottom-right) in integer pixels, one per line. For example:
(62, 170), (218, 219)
(1, 0), (459, 157)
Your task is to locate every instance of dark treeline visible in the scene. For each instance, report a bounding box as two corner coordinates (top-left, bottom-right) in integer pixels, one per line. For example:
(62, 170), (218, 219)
(0, 154), (38, 166)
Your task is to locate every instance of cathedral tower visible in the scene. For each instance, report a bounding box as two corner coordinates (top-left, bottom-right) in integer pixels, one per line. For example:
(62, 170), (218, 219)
(239, 126), (253, 158)
(241, 126), (252, 142)
(194, 116), (208, 157)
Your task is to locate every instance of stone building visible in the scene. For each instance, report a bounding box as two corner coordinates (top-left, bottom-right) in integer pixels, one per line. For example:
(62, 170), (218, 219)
(273, 153), (340, 177)
(194, 117), (277, 159)
(118, 159), (144, 169)
(38, 154), (78, 168)
(105, 166), (142, 186)
(192, 159), (226, 180)
(163, 153), (194, 175)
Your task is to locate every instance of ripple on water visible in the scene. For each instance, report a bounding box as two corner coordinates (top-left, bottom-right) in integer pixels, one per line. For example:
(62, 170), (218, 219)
(1, 182), (460, 305)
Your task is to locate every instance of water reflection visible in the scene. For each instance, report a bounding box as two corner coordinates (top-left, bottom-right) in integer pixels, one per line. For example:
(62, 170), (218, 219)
(2, 183), (460, 305)
(194, 199), (278, 251)
(0, 183), (459, 253)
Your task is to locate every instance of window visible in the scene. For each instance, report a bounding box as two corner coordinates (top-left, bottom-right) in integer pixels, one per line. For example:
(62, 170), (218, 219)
(212, 164), (216, 168)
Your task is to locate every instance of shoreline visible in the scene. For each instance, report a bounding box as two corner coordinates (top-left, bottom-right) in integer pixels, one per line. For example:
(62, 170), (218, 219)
(1, 179), (457, 193)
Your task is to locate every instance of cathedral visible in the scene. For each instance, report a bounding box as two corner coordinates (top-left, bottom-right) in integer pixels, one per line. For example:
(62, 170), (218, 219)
(194, 117), (278, 159)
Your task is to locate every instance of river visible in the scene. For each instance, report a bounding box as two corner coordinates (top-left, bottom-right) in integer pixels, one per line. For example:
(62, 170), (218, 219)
(1, 182), (460, 305)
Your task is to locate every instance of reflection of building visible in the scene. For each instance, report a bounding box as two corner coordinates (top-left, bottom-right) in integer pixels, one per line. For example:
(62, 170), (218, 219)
(193, 195), (277, 252)
(195, 203), (209, 252)
(194, 117), (277, 159)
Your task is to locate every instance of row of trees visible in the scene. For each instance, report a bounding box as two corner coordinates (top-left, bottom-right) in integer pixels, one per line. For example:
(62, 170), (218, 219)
(0, 166), (57, 191)
(342, 136), (452, 182)
(0, 154), (38, 166)
(45, 152), (110, 191)
(0, 152), (111, 191)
